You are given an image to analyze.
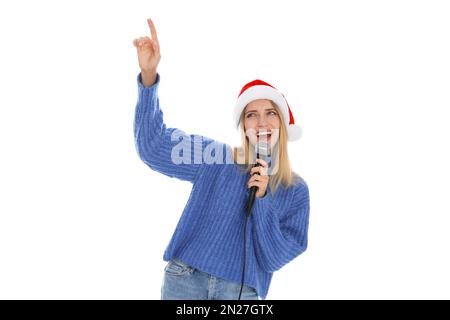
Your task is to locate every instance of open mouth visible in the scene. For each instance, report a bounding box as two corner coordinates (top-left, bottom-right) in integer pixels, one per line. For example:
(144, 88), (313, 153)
(256, 130), (272, 140)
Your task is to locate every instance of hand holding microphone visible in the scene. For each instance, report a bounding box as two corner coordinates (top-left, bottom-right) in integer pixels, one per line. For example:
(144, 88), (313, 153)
(247, 158), (269, 198)
(245, 140), (271, 215)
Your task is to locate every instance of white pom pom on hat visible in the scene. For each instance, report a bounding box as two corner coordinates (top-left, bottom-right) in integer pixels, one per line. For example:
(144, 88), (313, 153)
(234, 79), (303, 141)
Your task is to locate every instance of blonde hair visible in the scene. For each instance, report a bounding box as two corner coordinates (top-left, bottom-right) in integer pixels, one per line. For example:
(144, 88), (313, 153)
(233, 101), (299, 195)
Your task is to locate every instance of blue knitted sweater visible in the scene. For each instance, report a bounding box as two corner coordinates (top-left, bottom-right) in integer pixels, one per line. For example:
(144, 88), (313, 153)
(133, 73), (310, 299)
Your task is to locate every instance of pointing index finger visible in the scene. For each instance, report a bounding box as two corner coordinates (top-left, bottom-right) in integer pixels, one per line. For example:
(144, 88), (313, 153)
(147, 18), (158, 42)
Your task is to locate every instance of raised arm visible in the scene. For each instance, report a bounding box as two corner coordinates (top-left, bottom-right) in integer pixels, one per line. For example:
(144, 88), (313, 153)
(133, 18), (230, 183)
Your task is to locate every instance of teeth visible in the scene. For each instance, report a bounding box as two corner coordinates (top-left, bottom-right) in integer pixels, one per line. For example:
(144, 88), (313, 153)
(257, 131), (271, 136)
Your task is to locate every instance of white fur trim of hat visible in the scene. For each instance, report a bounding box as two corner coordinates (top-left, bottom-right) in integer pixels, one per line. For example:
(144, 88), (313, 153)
(234, 79), (302, 141)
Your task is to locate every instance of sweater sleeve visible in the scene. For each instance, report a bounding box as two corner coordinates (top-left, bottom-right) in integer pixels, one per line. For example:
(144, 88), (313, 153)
(133, 72), (227, 183)
(251, 180), (310, 273)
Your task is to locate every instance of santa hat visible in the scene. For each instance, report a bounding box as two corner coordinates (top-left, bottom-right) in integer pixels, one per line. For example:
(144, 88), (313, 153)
(234, 79), (303, 141)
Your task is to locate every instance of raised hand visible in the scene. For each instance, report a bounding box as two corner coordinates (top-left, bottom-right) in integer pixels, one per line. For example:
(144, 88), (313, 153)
(133, 18), (161, 87)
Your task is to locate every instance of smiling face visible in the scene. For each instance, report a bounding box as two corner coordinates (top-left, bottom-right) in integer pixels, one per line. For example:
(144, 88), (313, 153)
(243, 99), (281, 147)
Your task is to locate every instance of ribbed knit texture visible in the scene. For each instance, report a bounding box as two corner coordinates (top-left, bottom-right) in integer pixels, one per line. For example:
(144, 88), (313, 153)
(133, 73), (310, 299)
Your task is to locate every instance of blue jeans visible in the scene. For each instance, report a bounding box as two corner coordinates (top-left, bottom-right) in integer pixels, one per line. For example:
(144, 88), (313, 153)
(161, 258), (260, 300)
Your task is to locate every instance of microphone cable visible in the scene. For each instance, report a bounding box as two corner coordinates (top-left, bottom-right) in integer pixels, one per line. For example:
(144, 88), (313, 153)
(238, 140), (270, 300)
(238, 164), (260, 300)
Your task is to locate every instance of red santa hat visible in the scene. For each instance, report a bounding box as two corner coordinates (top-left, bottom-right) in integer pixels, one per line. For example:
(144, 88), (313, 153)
(234, 79), (303, 141)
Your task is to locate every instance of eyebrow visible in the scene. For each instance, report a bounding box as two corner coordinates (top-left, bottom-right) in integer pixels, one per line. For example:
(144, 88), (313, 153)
(245, 107), (277, 114)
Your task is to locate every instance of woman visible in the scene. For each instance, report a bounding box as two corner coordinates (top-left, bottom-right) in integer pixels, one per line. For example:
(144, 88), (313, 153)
(133, 18), (310, 300)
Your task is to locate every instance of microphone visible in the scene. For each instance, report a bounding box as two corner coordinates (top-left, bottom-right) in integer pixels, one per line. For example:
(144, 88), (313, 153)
(245, 139), (271, 216)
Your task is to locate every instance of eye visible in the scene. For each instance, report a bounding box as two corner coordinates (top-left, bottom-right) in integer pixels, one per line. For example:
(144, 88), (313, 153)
(246, 113), (255, 118)
(268, 111), (277, 116)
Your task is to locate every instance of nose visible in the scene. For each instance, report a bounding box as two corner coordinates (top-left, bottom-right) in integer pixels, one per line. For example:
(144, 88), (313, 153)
(257, 114), (268, 126)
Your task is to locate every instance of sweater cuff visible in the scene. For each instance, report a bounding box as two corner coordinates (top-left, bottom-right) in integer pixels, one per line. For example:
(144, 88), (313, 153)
(252, 193), (274, 220)
(136, 72), (161, 111)
(137, 72), (161, 92)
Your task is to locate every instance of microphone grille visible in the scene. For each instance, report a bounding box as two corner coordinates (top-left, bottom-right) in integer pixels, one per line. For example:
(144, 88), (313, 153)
(256, 141), (271, 158)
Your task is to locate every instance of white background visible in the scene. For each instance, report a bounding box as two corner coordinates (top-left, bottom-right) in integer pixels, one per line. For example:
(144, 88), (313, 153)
(0, 0), (449, 299)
